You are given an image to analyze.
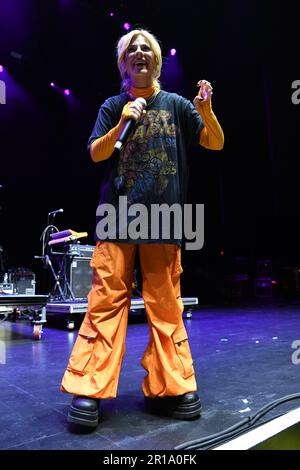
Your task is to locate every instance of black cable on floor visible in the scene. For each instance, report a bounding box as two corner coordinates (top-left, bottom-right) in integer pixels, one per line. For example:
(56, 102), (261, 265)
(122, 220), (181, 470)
(174, 393), (300, 450)
(190, 413), (286, 450)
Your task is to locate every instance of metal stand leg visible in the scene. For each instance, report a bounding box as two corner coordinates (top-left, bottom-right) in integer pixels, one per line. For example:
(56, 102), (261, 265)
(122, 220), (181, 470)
(45, 255), (65, 300)
(44, 254), (75, 301)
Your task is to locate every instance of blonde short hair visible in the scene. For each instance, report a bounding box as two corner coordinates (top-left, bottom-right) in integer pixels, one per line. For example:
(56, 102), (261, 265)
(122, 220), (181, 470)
(116, 29), (162, 91)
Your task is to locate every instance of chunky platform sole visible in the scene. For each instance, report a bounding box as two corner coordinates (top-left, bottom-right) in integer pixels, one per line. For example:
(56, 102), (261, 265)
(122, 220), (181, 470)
(144, 395), (202, 420)
(169, 397), (202, 420)
(67, 405), (99, 427)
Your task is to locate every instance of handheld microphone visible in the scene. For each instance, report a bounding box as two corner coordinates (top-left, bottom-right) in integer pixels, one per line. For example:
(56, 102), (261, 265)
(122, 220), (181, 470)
(114, 97), (147, 152)
(48, 208), (64, 216)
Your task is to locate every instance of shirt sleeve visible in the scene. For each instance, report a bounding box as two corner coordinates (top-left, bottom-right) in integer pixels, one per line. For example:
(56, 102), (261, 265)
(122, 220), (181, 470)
(181, 97), (205, 147)
(197, 99), (224, 150)
(87, 98), (117, 151)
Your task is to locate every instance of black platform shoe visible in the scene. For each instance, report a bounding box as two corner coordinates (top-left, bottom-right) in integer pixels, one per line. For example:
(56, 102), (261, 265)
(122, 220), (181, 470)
(67, 396), (100, 427)
(144, 392), (202, 420)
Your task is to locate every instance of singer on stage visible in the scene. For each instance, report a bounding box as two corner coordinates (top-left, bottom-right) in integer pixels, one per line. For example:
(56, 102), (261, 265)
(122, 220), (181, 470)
(61, 28), (224, 427)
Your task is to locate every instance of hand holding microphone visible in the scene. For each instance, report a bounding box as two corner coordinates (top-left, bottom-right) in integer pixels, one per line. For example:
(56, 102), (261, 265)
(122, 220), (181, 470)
(114, 97), (147, 151)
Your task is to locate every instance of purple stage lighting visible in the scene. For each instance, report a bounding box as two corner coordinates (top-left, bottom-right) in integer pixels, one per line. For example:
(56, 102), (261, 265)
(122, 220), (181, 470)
(50, 82), (55, 87)
(64, 89), (71, 96)
(123, 22), (131, 31)
(0, 65), (4, 73)
(110, 12), (114, 17)
(170, 48), (177, 56)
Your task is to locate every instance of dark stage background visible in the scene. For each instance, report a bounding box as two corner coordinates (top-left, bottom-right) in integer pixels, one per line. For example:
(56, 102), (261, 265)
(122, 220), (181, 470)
(0, 0), (298, 302)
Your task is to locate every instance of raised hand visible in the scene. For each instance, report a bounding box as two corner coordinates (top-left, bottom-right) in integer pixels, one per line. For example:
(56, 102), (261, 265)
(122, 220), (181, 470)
(193, 79), (213, 108)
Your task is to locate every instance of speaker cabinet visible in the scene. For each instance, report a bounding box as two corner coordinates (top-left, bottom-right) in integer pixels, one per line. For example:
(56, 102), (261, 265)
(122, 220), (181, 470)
(69, 258), (92, 299)
(9, 270), (36, 295)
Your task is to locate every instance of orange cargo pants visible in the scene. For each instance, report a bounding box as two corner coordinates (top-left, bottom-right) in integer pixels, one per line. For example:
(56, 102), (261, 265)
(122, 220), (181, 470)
(61, 241), (197, 398)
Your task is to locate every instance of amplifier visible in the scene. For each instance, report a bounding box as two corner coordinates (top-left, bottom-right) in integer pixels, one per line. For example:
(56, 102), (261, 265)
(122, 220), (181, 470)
(68, 247), (94, 299)
(68, 244), (95, 259)
(9, 270), (36, 295)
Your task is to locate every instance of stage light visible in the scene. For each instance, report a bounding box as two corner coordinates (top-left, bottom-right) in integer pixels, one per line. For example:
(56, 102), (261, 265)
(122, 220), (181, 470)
(0, 65), (4, 73)
(170, 48), (177, 56)
(50, 82), (55, 87)
(123, 22), (131, 31)
(64, 89), (71, 96)
(110, 12), (114, 17)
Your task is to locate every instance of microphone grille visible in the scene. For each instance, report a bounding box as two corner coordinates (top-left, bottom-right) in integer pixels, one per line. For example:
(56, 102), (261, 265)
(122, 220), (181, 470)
(136, 97), (147, 108)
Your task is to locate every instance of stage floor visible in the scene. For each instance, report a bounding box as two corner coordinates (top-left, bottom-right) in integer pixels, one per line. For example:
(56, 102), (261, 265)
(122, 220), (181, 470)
(0, 299), (299, 450)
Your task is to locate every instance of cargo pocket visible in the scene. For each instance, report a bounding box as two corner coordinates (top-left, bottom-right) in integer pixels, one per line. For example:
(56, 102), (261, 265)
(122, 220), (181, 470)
(67, 322), (98, 375)
(172, 326), (194, 379)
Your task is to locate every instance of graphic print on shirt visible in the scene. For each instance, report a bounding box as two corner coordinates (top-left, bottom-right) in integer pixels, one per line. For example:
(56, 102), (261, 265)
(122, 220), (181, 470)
(115, 109), (177, 204)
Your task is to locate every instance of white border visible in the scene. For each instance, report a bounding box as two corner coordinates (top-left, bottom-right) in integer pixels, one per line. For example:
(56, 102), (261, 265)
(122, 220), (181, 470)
(214, 407), (300, 450)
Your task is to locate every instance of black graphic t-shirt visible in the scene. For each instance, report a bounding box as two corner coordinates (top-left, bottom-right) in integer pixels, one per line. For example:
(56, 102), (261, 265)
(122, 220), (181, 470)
(88, 90), (204, 244)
